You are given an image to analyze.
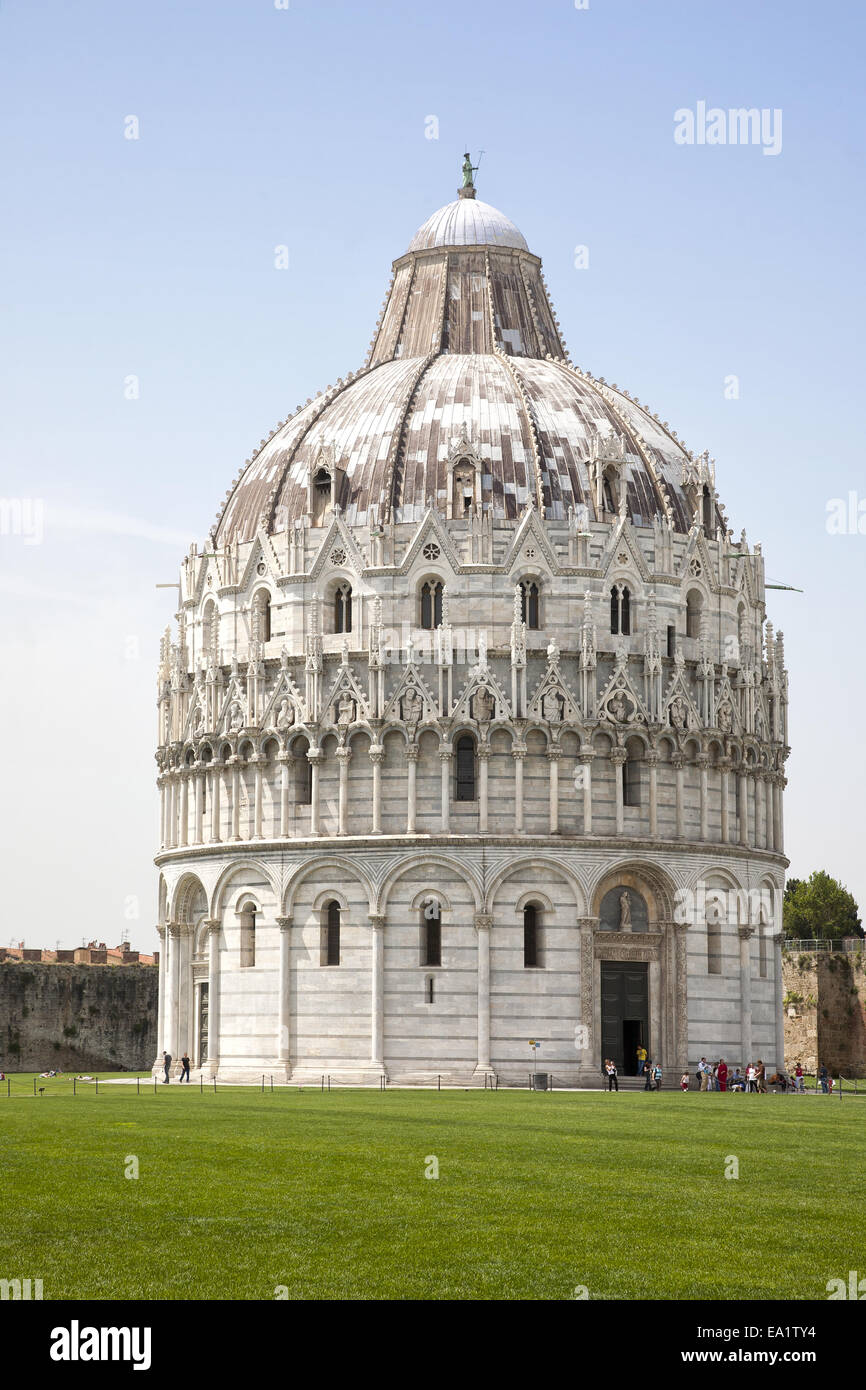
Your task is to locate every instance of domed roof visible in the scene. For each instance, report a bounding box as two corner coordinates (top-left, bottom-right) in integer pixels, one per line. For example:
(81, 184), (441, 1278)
(212, 180), (710, 545)
(215, 354), (695, 542)
(408, 196), (529, 252)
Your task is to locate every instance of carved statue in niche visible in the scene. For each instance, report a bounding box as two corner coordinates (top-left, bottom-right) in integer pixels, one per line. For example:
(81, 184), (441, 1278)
(754, 707), (765, 740)
(337, 694), (355, 728)
(193, 703), (205, 733)
(717, 702), (732, 733)
(541, 689), (562, 723)
(402, 686), (422, 738)
(669, 696), (687, 730)
(276, 697), (294, 731)
(229, 701), (244, 732)
(619, 891), (632, 928)
(608, 691), (630, 723)
(474, 685), (495, 723)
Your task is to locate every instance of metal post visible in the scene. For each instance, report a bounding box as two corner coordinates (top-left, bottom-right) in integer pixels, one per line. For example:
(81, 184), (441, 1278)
(321, 1075), (324, 1092)
(213, 1078), (216, 1093)
(73, 1077), (76, 1097)
(200, 1076), (203, 1094)
(327, 1075), (330, 1093)
(153, 1076), (157, 1095)
(95, 1078), (99, 1095)
(437, 1074), (441, 1091)
(33, 1077), (36, 1096)
(261, 1074), (264, 1093)
(270, 1075), (273, 1093)
(136, 1076), (140, 1096)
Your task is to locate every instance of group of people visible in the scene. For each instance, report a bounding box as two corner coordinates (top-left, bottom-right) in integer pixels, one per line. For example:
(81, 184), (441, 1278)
(604, 1056), (663, 1090)
(161, 1051), (191, 1083)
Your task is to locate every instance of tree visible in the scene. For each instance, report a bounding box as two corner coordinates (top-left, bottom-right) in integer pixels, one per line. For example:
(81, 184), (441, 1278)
(783, 872), (862, 942)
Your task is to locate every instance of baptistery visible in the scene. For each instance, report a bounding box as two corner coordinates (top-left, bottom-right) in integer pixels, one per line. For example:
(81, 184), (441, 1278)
(154, 171), (789, 1084)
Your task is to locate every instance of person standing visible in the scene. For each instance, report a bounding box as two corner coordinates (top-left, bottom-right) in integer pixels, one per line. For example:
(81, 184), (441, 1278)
(794, 1063), (804, 1093)
(755, 1060), (766, 1094)
(636, 1043), (647, 1076)
(819, 1064), (829, 1094)
(717, 1058), (728, 1092)
(699, 1058), (709, 1092)
(644, 1059), (655, 1092)
(652, 1063), (662, 1091)
(180, 1052), (191, 1083)
(746, 1062), (756, 1093)
(680, 1072), (689, 1092)
(605, 1058), (619, 1092)
(162, 1051), (172, 1084)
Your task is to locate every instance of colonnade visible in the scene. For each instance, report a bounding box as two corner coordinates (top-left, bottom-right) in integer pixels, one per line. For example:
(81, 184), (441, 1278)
(158, 746), (786, 854)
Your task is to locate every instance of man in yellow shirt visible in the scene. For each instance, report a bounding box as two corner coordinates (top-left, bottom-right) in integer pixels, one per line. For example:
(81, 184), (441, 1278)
(637, 1044), (647, 1076)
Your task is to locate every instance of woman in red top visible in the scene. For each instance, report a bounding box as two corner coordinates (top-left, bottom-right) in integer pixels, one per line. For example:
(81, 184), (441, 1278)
(717, 1058), (728, 1091)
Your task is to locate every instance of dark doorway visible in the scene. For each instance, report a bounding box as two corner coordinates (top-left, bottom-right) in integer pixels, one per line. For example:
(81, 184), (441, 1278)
(601, 962), (649, 1074)
(199, 982), (209, 1066)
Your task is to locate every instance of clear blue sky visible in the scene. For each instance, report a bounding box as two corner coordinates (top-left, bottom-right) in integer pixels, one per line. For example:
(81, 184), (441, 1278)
(1, 0), (863, 948)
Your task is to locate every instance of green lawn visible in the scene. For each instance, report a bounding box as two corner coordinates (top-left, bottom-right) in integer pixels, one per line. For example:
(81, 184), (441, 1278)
(1, 1077), (863, 1300)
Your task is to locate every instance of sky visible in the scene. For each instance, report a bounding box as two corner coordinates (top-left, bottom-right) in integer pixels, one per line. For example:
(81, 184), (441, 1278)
(1, 0), (863, 951)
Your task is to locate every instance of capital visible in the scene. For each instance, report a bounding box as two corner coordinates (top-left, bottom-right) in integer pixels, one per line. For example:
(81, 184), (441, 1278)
(474, 913), (493, 932)
(547, 746), (562, 762)
(610, 747), (627, 765)
(368, 913), (386, 931)
(369, 745), (385, 764)
(511, 746), (526, 761)
(438, 748), (453, 763)
(275, 915), (293, 932)
(738, 926), (754, 941)
(406, 745), (420, 763)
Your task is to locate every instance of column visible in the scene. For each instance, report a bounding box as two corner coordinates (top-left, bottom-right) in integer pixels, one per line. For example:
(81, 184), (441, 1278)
(279, 755), (290, 837)
(205, 919), (220, 1077)
(646, 752), (658, 837)
(439, 749), (451, 833)
(772, 931), (786, 1073)
(767, 776), (777, 852)
(406, 745), (418, 834)
(179, 773), (189, 848)
(154, 925), (166, 1067)
(194, 769), (204, 845)
(673, 755), (685, 839)
(210, 765), (221, 844)
(370, 745), (384, 834)
(276, 916), (292, 1073)
(512, 747), (525, 834)
(777, 775), (785, 852)
(253, 756), (263, 839)
(308, 748), (322, 835)
(577, 918), (595, 1077)
(738, 769), (749, 846)
(756, 774), (765, 849)
(230, 758), (241, 841)
(738, 926), (753, 1065)
(369, 913), (385, 1072)
(697, 755), (709, 842)
(474, 913), (493, 1076)
(478, 745), (490, 833)
(579, 753), (593, 834)
(719, 760), (730, 845)
(166, 776), (175, 848)
(158, 779), (166, 850)
(166, 923), (181, 1058)
(673, 922), (690, 1075)
(548, 746), (561, 834)
(612, 748), (625, 836)
(336, 746), (351, 836)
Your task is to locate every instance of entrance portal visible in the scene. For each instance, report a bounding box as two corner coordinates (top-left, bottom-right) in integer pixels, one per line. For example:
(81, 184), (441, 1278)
(601, 962), (648, 1075)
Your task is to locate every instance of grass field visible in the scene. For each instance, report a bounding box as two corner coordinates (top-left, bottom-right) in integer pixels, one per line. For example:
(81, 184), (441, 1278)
(2, 1075), (864, 1300)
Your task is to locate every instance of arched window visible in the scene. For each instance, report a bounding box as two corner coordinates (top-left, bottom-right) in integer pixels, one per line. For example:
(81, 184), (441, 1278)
(454, 735), (476, 802)
(602, 468), (618, 515)
(421, 899), (441, 967)
(202, 600), (219, 661)
(334, 583), (352, 634)
(706, 898), (722, 976)
(253, 589), (271, 644)
(622, 752), (641, 807)
(322, 901), (341, 966)
(420, 581), (443, 630)
(524, 903), (541, 968)
(239, 904), (256, 968)
(610, 584), (631, 636)
(686, 589), (703, 640)
(295, 745), (313, 805)
(314, 467), (331, 498)
(520, 581), (540, 629)
(702, 486), (714, 535)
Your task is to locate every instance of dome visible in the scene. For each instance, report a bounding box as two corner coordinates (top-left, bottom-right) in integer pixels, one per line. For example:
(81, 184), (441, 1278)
(211, 180), (712, 545)
(408, 196), (529, 252)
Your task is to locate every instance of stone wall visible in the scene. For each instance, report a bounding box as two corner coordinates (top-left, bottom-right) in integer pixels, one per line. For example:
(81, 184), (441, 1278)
(782, 951), (866, 1075)
(0, 963), (158, 1071)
